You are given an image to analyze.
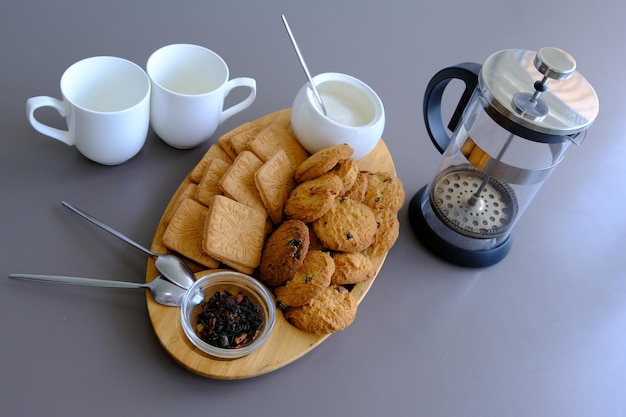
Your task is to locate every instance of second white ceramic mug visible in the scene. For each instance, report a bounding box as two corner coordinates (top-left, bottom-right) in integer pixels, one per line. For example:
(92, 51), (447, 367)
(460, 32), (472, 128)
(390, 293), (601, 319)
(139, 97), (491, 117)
(147, 44), (257, 149)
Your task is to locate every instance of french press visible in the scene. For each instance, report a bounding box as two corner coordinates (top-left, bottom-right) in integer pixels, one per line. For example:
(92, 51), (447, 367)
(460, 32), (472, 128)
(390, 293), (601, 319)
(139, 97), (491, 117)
(409, 47), (599, 267)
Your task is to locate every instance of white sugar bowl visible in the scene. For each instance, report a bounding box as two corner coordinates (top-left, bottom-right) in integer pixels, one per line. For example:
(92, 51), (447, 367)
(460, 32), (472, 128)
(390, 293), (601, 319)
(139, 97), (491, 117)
(291, 72), (385, 160)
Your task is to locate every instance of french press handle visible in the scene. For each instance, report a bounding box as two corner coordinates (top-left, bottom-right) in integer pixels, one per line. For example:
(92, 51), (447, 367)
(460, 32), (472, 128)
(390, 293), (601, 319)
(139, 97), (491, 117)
(423, 62), (482, 153)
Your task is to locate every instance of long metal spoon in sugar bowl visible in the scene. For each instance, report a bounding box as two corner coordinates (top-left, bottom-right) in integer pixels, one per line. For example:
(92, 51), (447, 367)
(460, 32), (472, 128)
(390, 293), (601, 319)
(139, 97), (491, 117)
(281, 14), (327, 116)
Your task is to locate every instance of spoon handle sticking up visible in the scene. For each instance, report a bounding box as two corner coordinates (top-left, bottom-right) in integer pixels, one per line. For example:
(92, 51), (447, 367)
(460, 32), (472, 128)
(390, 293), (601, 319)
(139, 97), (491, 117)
(281, 14), (327, 116)
(61, 201), (195, 291)
(61, 201), (156, 257)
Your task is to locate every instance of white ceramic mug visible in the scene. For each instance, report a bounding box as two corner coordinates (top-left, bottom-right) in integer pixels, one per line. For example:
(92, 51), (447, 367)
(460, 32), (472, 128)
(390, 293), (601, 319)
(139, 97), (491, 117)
(147, 44), (257, 149)
(26, 56), (151, 165)
(291, 72), (385, 160)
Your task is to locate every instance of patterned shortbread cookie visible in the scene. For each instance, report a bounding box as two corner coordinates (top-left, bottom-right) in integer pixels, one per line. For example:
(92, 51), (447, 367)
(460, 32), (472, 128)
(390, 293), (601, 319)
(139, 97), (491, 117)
(228, 123), (266, 156)
(247, 123), (310, 168)
(254, 149), (296, 225)
(202, 195), (267, 274)
(217, 121), (262, 160)
(219, 150), (267, 216)
(162, 197), (220, 269)
(195, 158), (231, 207)
(190, 144), (233, 183)
(160, 183), (197, 227)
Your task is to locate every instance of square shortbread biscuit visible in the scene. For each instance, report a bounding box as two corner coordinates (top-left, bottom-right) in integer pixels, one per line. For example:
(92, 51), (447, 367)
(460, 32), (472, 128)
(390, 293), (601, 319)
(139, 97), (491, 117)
(219, 150), (267, 216)
(254, 149), (296, 225)
(195, 158), (231, 207)
(202, 195), (267, 273)
(217, 121), (261, 160)
(160, 183), (197, 228)
(247, 123), (310, 168)
(190, 144), (233, 184)
(162, 197), (220, 269)
(228, 124), (266, 156)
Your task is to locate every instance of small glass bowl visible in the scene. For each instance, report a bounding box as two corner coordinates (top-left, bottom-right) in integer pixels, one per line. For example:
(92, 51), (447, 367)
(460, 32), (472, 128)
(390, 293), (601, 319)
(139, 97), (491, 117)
(180, 271), (276, 359)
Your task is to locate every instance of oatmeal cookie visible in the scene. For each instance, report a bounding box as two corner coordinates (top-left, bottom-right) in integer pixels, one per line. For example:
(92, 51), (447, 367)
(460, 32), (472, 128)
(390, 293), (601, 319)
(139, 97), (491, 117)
(294, 144), (354, 183)
(258, 219), (310, 286)
(362, 172), (405, 212)
(363, 208), (400, 258)
(284, 173), (343, 223)
(312, 197), (377, 252)
(307, 224), (326, 251)
(343, 171), (368, 202)
(284, 285), (357, 335)
(274, 250), (334, 307)
(330, 158), (359, 195)
(330, 251), (376, 285)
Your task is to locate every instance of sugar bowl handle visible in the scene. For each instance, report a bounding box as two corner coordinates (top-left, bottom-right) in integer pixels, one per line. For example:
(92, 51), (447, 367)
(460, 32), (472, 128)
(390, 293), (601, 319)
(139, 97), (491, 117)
(423, 62), (481, 154)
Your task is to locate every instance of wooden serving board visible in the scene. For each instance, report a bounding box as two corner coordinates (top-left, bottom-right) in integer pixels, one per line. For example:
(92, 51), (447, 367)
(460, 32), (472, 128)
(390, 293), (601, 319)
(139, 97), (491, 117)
(145, 109), (396, 379)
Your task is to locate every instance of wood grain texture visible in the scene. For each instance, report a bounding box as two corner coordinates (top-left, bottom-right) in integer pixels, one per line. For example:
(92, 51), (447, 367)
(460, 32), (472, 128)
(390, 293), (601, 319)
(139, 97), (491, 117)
(145, 109), (396, 379)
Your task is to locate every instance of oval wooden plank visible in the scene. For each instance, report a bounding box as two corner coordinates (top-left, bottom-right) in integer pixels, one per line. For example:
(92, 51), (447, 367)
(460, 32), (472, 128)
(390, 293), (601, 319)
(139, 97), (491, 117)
(145, 109), (396, 379)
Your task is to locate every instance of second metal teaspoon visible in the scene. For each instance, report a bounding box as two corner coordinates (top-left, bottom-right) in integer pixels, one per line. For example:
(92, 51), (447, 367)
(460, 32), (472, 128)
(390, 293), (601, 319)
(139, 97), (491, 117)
(61, 201), (195, 290)
(9, 273), (186, 307)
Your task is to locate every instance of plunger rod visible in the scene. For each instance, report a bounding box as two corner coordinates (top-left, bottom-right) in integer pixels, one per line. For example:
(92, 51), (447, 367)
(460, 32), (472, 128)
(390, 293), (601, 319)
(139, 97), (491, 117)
(468, 133), (515, 206)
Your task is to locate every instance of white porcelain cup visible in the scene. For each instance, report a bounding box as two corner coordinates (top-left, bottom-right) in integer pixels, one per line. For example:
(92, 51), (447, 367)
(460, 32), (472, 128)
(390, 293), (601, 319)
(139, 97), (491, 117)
(291, 72), (385, 160)
(147, 44), (257, 149)
(26, 56), (151, 165)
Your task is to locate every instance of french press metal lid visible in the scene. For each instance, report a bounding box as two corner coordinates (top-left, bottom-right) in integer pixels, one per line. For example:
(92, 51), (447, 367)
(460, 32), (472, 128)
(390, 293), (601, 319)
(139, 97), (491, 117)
(409, 47), (599, 267)
(481, 47), (597, 142)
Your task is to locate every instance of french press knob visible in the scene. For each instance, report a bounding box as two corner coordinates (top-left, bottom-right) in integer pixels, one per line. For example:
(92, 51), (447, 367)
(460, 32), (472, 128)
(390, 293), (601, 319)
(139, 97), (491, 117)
(409, 47), (599, 267)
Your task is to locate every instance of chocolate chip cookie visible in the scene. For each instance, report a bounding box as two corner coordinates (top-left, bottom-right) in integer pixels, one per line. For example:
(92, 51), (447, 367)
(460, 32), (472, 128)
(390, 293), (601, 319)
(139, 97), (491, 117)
(284, 173), (343, 223)
(284, 285), (357, 335)
(294, 143), (354, 183)
(258, 219), (310, 286)
(274, 250), (334, 307)
(312, 197), (377, 252)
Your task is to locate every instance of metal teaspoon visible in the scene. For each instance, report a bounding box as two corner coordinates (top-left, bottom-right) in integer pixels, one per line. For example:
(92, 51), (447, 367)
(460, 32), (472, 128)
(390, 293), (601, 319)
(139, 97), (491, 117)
(61, 201), (195, 290)
(9, 274), (186, 307)
(281, 14), (328, 115)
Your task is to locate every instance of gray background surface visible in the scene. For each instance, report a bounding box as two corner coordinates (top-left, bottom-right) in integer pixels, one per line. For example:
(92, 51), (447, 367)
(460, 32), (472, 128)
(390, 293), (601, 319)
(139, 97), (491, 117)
(2, 1), (625, 416)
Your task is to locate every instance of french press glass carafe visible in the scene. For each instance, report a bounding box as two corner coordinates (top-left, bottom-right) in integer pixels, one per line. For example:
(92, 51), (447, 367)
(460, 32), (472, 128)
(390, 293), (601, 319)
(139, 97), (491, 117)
(409, 47), (599, 267)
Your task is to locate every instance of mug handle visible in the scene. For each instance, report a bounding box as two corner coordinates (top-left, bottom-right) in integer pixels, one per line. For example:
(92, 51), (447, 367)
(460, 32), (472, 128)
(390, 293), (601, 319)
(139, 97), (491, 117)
(219, 77), (257, 124)
(423, 62), (481, 154)
(26, 96), (74, 146)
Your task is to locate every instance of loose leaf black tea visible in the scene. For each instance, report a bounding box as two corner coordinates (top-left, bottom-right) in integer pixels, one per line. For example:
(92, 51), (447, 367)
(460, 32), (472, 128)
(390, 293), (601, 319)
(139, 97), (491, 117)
(195, 290), (264, 349)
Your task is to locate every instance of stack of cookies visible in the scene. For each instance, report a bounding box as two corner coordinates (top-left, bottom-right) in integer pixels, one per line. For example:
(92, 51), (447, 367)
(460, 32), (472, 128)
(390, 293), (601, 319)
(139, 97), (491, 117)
(161, 113), (404, 335)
